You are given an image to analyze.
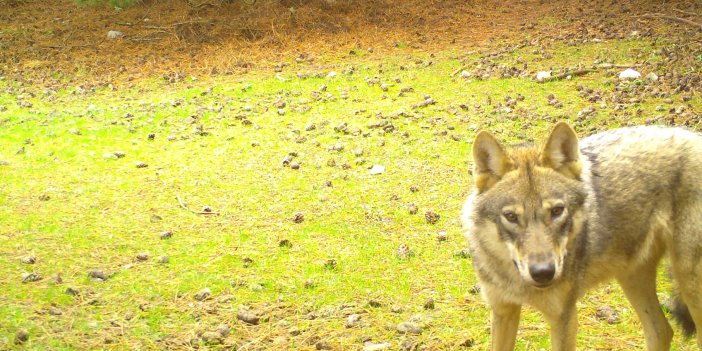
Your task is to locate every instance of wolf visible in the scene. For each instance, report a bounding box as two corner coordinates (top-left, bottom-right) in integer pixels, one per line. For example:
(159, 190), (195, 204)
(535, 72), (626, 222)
(461, 122), (702, 350)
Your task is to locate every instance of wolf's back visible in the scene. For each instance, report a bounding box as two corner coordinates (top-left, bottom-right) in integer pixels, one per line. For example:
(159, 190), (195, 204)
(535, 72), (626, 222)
(580, 125), (702, 336)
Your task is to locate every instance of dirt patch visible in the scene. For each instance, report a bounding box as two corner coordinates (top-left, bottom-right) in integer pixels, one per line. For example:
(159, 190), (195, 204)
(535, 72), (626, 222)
(1, 0), (700, 86)
(0, 0), (702, 89)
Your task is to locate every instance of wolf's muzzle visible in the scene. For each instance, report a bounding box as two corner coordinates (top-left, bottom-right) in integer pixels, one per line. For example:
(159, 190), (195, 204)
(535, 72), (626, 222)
(528, 260), (556, 286)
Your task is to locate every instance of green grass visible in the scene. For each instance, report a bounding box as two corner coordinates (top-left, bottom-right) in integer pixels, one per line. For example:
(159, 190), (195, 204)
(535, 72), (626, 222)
(0, 37), (700, 350)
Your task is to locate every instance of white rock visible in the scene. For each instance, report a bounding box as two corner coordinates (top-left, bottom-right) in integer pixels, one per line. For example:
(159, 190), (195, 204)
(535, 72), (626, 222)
(369, 165), (385, 175)
(345, 314), (361, 328)
(646, 72), (658, 82)
(536, 71), (551, 82)
(107, 30), (124, 39)
(363, 342), (391, 351)
(460, 70), (471, 78)
(619, 68), (641, 80)
(326, 71), (337, 78)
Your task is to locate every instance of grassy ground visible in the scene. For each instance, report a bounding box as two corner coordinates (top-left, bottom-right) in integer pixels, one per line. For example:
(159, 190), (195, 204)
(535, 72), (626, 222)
(1, 35), (701, 350)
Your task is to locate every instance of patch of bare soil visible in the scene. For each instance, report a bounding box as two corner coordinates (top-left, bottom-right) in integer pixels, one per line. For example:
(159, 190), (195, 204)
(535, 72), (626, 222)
(0, 0), (700, 86)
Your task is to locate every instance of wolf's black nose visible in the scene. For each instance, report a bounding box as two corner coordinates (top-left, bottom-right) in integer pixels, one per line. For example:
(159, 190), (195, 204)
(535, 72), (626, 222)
(529, 262), (555, 284)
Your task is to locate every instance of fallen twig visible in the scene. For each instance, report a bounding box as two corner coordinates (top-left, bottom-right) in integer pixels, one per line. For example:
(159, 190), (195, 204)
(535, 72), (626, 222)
(176, 194), (219, 215)
(640, 13), (702, 31)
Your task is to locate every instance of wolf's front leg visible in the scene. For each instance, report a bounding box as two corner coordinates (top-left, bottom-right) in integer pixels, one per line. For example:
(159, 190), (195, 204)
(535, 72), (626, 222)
(491, 302), (521, 351)
(543, 304), (577, 351)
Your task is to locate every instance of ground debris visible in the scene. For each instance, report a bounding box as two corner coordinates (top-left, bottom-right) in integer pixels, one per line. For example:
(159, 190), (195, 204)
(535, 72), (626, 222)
(194, 288), (212, 301)
(237, 308), (261, 325)
(397, 321), (422, 334)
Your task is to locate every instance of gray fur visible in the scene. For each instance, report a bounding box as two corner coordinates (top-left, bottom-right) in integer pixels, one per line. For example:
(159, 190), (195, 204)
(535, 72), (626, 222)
(463, 123), (702, 350)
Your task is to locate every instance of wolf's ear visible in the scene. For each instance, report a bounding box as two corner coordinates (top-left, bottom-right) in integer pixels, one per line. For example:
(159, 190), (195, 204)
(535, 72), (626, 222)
(541, 122), (582, 179)
(472, 131), (513, 193)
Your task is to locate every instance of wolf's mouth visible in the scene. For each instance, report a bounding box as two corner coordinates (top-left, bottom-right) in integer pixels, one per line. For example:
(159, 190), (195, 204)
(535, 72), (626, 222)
(532, 282), (554, 289)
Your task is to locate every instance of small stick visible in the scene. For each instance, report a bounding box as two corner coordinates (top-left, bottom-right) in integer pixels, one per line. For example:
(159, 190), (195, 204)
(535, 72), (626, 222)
(640, 13), (702, 31)
(450, 65), (467, 77)
(176, 195), (219, 215)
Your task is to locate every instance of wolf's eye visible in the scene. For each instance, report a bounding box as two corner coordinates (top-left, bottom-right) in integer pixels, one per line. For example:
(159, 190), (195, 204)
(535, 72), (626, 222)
(503, 212), (519, 224)
(550, 206), (565, 218)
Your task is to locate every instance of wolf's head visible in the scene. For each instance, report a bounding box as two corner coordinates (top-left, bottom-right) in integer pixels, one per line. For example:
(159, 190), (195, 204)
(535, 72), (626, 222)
(468, 122), (588, 288)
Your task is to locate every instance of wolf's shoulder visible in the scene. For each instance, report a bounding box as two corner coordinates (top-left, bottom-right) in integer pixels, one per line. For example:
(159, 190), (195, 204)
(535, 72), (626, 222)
(580, 125), (702, 155)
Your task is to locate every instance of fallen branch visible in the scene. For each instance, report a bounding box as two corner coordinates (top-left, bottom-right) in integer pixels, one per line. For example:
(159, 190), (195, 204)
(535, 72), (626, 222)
(144, 19), (213, 30)
(640, 13), (702, 31)
(596, 63), (641, 69)
(184, 0), (218, 9)
(173, 19), (214, 27)
(143, 25), (171, 30)
(129, 36), (166, 43)
(673, 8), (700, 17)
(176, 194), (219, 215)
(45, 44), (95, 49)
(536, 63), (640, 83)
(537, 69), (594, 83)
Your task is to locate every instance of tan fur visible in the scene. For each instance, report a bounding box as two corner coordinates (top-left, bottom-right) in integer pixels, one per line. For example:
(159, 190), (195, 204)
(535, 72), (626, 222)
(463, 123), (702, 350)
(473, 131), (515, 193)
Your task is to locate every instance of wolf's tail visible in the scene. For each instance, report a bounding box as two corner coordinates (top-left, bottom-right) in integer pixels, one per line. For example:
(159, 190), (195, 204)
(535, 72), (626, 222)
(670, 293), (697, 337)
